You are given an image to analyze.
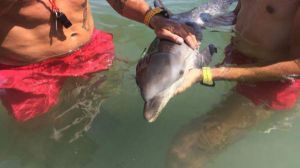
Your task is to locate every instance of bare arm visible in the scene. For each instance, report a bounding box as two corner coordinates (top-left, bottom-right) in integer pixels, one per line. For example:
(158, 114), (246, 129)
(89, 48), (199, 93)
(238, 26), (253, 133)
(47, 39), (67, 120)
(106, 0), (199, 49)
(212, 60), (300, 82)
(176, 58), (300, 94)
(106, 0), (150, 23)
(175, 6), (300, 93)
(212, 6), (300, 82)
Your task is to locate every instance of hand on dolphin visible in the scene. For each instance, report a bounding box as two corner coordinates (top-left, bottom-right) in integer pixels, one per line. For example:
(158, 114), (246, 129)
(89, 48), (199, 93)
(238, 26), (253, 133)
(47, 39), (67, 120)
(136, 0), (238, 123)
(175, 69), (203, 95)
(149, 15), (200, 49)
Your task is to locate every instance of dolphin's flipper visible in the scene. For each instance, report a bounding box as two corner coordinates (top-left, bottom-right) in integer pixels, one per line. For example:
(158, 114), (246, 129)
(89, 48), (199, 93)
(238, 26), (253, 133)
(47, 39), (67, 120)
(195, 44), (217, 68)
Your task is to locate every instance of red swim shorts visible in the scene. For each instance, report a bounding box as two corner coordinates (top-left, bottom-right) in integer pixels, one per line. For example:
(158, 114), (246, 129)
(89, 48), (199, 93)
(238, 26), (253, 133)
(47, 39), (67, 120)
(224, 45), (300, 110)
(0, 29), (114, 121)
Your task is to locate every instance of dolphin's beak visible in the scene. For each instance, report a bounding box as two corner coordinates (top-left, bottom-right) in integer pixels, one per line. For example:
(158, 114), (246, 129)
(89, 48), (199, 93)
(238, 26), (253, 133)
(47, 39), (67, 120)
(143, 96), (164, 123)
(144, 103), (159, 123)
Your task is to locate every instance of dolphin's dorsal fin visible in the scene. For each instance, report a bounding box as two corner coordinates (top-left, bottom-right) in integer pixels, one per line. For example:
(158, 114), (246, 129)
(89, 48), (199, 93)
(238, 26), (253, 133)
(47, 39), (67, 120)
(154, 0), (163, 8)
(208, 0), (238, 12)
(203, 11), (236, 27)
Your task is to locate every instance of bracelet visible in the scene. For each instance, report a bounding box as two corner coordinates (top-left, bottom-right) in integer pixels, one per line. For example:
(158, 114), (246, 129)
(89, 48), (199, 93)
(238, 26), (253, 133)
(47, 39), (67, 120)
(144, 7), (164, 26)
(201, 67), (215, 87)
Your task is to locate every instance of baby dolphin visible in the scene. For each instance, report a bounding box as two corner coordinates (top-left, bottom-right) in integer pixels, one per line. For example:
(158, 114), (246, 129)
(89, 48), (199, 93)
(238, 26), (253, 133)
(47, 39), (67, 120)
(136, 0), (237, 123)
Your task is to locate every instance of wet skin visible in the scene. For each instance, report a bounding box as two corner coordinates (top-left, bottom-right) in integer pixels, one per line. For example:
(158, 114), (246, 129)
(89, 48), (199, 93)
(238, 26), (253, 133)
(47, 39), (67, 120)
(234, 0), (300, 62)
(0, 0), (198, 66)
(176, 0), (300, 95)
(168, 0), (300, 167)
(0, 0), (94, 65)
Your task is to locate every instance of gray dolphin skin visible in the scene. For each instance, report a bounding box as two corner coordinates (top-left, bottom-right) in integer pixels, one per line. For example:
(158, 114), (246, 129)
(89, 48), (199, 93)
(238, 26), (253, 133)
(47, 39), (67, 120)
(136, 0), (238, 123)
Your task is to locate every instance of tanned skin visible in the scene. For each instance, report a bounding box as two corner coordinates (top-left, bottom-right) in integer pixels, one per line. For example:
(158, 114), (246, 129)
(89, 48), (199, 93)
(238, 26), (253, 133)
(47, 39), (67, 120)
(176, 0), (300, 93)
(168, 1), (300, 167)
(106, 0), (198, 48)
(0, 0), (198, 65)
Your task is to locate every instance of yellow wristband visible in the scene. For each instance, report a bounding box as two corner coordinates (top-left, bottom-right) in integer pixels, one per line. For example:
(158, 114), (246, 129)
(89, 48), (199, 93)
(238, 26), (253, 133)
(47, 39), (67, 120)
(144, 7), (164, 26)
(202, 67), (215, 86)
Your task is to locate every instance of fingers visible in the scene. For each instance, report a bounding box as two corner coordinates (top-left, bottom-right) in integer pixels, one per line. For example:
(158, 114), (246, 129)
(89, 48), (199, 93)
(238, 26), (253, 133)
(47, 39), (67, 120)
(154, 21), (199, 49)
(182, 25), (199, 49)
(156, 29), (184, 44)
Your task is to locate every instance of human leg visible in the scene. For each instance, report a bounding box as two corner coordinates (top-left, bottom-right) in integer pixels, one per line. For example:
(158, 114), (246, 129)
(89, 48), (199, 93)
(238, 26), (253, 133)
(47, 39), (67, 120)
(167, 92), (274, 168)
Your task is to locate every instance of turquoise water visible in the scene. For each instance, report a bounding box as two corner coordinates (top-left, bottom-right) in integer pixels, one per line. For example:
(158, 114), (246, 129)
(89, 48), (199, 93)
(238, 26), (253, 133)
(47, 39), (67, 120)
(1, 0), (300, 168)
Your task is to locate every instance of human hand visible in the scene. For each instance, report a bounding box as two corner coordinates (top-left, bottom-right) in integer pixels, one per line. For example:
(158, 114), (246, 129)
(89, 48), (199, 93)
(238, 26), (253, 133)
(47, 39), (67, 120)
(175, 69), (202, 95)
(149, 15), (199, 49)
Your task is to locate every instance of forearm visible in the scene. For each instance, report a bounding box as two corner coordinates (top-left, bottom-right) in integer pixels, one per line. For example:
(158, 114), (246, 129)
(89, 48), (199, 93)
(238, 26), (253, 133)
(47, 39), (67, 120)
(106, 0), (150, 23)
(212, 59), (300, 82)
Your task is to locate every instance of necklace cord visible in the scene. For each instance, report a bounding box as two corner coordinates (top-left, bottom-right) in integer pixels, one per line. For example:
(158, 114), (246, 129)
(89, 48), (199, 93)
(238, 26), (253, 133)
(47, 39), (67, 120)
(48, 0), (59, 12)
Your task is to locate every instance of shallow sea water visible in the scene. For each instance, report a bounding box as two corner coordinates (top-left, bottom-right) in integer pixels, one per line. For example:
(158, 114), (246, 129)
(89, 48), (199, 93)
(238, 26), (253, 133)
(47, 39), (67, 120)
(1, 0), (300, 168)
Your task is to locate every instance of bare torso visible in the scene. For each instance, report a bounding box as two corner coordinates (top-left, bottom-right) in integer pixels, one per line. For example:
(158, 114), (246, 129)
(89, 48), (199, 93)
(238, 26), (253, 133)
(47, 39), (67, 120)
(0, 0), (94, 65)
(234, 0), (300, 63)
(1, 0), (300, 65)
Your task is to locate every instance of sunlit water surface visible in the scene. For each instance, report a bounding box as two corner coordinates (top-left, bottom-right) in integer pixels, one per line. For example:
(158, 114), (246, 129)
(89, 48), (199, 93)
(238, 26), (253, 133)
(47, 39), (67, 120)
(1, 0), (300, 168)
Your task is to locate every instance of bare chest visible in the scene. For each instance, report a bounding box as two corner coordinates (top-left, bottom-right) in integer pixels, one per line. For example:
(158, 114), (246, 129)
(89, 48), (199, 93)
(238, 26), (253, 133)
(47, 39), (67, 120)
(0, 0), (88, 22)
(240, 0), (300, 19)
(234, 0), (300, 59)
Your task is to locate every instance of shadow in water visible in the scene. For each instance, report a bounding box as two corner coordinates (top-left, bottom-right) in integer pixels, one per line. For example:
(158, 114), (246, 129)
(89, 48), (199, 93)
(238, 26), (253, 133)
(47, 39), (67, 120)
(0, 63), (127, 168)
(50, 63), (127, 142)
(166, 92), (293, 168)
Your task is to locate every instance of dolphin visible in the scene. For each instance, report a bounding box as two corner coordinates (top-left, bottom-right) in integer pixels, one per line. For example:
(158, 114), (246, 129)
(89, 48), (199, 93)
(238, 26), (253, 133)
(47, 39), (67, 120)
(136, 0), (238, 123)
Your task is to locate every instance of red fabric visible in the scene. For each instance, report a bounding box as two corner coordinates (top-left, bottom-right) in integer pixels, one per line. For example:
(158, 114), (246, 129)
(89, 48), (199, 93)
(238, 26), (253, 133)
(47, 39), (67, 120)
(224, 45), (300, 110)
(0, 29), (114, 121)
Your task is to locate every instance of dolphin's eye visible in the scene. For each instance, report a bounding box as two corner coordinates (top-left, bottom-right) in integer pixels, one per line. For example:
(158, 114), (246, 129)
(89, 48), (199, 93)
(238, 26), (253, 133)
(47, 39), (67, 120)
(179, 70), (184, 76)
(200, 13), (212, 22)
